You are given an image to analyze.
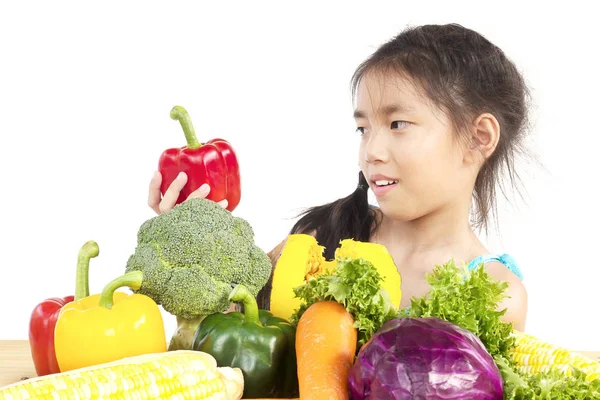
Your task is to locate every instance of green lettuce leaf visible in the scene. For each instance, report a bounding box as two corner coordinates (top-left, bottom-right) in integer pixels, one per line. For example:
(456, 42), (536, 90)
(290, 256), (397, 349)
(402, 258), (515, 362)
(495, 354), (600, 399)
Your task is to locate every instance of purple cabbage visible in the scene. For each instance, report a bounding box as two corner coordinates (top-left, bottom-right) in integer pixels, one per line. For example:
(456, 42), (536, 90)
(348, 317), (503, 399)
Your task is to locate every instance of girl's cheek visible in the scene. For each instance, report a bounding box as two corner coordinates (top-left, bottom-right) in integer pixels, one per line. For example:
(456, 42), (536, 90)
(394, 149), (419, 170)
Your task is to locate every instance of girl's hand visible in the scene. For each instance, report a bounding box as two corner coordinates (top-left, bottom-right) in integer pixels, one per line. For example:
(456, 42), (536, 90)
(148, 171), (228, 215)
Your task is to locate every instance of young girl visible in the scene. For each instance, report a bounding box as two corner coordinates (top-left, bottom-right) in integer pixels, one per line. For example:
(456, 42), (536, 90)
(148, 23), (529, 331)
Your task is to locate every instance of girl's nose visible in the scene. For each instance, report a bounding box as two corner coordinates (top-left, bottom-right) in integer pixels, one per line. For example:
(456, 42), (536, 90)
(365, 130), (390, 164)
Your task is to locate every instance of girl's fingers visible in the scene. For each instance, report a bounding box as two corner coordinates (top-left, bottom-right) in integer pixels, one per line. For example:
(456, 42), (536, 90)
(218, 199), (228, 209)
(158, 172), (187, 214)
(187, 185), (229, 210)
(149, 171), (223, 214)
(186, 183), (210, 200)
(148, 171), (163, 214)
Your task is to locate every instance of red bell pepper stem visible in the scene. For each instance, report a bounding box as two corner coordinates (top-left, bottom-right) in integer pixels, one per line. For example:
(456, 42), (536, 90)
(75, 241), (99, 301)
(98, 271), (143, 309)
(170, 106), (201, 149)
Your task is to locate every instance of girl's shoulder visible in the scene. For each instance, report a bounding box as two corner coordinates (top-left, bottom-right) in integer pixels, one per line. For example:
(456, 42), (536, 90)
(467, 253), (524, 280)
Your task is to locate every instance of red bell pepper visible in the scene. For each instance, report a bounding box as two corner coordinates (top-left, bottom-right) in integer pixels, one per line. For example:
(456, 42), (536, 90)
(28, 241), (99, 376)
(158, 105), (241, 212)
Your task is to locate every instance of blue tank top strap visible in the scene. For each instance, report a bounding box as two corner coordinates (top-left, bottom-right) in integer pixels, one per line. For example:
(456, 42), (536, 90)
(467, 253), (524, 280)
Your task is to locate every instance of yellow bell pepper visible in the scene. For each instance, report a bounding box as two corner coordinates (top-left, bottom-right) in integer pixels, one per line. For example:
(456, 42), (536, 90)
(55, 270), (167, 372)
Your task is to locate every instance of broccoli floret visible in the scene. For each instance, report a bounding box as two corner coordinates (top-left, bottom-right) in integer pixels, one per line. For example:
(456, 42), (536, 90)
(124, 198), (273, 350)
(160, 268), (233, 319)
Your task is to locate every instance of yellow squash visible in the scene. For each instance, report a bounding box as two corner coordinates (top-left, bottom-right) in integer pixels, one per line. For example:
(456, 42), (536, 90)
(270, 235), (335, 320)
(334, 238), (402, 308)
(270, 234), (402, 320)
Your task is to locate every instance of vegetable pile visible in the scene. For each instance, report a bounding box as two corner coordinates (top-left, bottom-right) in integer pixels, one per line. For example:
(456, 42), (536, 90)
(268, 238), (600, 399)
(349, 259), (600, 399)
(19, 221), (600, 399)
(16, 232), (600, 400)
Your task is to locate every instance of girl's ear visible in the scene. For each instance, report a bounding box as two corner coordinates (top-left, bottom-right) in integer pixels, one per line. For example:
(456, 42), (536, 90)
(465, 112), (500, 164)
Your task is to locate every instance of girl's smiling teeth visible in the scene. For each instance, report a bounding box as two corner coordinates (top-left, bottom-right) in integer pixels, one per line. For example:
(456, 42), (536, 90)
(375, 179), (399, 186)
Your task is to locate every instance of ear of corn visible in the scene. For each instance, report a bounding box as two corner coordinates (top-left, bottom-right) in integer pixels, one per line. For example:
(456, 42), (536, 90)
(0, 350), (244, 399)
(510, 330), (600, 382)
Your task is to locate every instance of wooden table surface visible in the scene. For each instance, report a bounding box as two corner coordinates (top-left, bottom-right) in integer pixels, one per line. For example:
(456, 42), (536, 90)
(1, 340), (599, 388)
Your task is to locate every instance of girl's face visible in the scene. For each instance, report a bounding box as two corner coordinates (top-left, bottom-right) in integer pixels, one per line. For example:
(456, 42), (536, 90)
(355, 71), (476, 221)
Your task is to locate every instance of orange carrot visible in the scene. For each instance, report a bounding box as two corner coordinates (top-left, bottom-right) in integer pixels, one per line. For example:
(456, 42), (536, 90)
(295, 301), (358, 400)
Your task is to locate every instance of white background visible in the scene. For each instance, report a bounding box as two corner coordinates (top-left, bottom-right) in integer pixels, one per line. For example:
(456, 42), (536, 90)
(1, 1), (598, 351)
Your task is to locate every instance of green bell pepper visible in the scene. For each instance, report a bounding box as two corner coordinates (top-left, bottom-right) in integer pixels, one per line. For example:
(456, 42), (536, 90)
(192, 284), (299, 398)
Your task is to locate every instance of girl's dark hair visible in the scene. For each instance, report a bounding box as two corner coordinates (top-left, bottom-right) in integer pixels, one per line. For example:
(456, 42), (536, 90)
(291, 171), (377, 260)
(291, 23), (531, 258)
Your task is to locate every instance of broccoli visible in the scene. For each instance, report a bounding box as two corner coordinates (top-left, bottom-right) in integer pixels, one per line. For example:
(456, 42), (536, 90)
(125, 197), (273, 351)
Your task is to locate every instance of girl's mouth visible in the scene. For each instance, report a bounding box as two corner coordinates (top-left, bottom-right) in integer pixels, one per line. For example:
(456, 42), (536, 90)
(374, 179), (398, 187)
(372, 180), (398, 196)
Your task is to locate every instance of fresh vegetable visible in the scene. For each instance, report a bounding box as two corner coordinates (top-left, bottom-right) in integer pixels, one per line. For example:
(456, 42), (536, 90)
(54, 271), (167, 372)
(29, 296), (73, 376)
(510, 330), (600, 382)
(401, 259), (600, 399)
(291, 256), (397, 349)
(192, 284), (298, 399)
(159, 105), (241, 212)
(348, 317), (504, 399)
(124, 197), (272, 351)
(335, 238), (402, 308)
(295, 301), (357, 400)
(0, 350), (245, 399)
(28, 240), (97, 376)
(270, 234), (402, 321)
(270, 234), (335, 320)
(403, 258), (515, 363)
(495, 356), (600, 399)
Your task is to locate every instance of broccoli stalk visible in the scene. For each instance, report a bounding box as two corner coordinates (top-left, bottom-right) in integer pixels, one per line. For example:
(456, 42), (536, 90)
(124, 197), (273, 351)
(170, 316), (204, 351)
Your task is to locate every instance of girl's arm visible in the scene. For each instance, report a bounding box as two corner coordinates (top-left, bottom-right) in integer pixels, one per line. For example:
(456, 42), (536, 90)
(485, 262), (529, 331)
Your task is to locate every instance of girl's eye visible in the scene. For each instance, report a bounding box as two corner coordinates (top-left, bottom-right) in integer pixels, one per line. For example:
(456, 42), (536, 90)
(391, 121), (410, 130)
(356, 127), (366, 135)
